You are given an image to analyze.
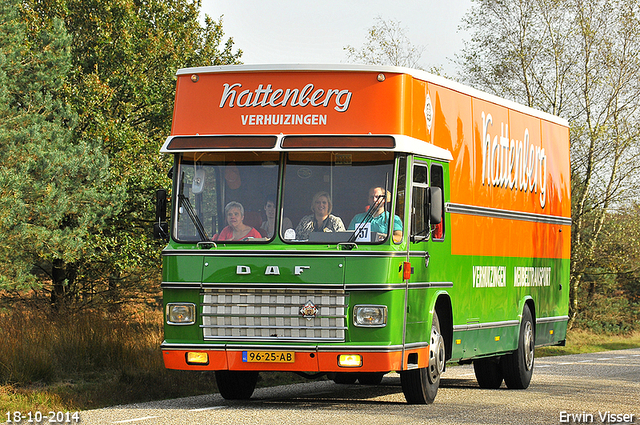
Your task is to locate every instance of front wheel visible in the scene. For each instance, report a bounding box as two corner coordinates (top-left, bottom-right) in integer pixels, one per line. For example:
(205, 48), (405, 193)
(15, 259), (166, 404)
(501, 305), (535, 389)
(400, 312), (445, 404)
(215, 370), (259, 400)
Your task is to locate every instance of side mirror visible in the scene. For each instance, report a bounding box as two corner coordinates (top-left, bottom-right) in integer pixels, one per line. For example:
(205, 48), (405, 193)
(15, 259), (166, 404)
(154, 189), (169, 240)
(428, 187), (442, 225)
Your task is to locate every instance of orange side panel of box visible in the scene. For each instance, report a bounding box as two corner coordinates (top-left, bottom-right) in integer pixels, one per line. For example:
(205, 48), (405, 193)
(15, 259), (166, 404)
(450, 214), (571, 259)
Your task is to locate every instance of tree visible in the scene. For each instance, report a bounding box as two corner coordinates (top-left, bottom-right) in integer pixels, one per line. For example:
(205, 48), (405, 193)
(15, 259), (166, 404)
(459, 0), (640, 326)
(344, 16), (426, 69)
(572, 203), (640, 332)
(55, 0), (242, 305)
(0, 0), (119, 305)
(1, 0), (242, 306)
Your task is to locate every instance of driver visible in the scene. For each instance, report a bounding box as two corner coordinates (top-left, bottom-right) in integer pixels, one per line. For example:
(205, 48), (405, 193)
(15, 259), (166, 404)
(348, 187), (403, 243)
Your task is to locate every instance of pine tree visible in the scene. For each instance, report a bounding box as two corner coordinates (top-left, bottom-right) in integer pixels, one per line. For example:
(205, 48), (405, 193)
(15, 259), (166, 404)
(0, 0), (121, 306)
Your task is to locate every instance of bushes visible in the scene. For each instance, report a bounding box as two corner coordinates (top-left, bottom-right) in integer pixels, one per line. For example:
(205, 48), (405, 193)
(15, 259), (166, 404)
(0, 306), (157, 385)
(573, 293), (640, 334)
(0, 303), (218, 410)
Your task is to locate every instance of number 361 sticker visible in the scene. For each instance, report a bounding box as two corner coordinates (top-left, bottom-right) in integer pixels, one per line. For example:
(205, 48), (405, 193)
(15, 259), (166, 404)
(354, 223), (372, 242)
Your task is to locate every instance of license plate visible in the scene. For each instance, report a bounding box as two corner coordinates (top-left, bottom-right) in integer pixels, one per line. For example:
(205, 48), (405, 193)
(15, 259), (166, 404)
(242, 351), (295, 363)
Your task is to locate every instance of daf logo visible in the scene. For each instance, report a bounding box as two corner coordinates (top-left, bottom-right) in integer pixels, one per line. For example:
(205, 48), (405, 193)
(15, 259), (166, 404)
(236, 265), (310, 276)
(299, 300), (319, 320)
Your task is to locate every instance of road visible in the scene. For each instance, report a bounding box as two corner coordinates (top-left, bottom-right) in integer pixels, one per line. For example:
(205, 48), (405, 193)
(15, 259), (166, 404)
(78, 348), (640, 425)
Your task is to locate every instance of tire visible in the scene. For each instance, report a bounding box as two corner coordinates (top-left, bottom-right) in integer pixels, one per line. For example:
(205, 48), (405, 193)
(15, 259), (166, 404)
(502, 305), (535, 389)
(357, 372), (385, 385)
(473, 357), (504, 389)
(332, 372), (357, 384)
(215, 370), (259, 400)
(400, 312), (445, 404)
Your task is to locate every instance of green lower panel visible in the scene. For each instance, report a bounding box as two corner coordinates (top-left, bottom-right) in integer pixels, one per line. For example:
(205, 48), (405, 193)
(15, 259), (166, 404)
(535, 319), (568, 346)
(450, 324), (519, 360)
(476, 325), (519, 355)
(450, 325), (519, 360)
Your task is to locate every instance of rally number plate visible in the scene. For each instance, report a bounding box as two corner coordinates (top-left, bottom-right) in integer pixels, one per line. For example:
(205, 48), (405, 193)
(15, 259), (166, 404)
(242, 351), (295, 363)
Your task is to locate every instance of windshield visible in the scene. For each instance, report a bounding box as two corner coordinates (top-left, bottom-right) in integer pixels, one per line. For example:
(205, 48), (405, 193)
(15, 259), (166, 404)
(282, 151), (398, 244)
(173, 152), (279, 242)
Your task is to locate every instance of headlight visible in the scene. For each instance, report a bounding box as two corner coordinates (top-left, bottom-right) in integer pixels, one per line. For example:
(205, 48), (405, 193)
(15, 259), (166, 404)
(166, 303), (196, 325)
(353, 305), (387, 327)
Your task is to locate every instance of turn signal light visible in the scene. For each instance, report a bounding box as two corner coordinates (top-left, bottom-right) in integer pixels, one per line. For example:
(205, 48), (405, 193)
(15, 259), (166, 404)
(186, 352), (209, 365)
(338, 354), (362, 368)
(403, 262), (412, 280)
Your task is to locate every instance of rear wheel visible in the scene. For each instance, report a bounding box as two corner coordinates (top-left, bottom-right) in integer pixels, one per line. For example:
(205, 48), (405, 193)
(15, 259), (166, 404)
(400, 312), (445, 404)
(502, 305), (535, 389)
(473, 357), (504, 389)
(215, 370), (259, 400)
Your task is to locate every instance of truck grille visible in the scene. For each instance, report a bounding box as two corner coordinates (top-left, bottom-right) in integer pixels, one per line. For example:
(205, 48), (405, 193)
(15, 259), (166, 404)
(201, 288), (347, 341)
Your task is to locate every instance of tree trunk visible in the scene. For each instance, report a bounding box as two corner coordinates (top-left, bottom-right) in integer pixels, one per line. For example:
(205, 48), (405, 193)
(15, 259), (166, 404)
(51, 259), (66, 309)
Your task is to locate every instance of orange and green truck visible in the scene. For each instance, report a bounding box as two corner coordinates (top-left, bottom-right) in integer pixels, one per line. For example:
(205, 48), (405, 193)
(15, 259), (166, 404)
(155, 64), (570, 404)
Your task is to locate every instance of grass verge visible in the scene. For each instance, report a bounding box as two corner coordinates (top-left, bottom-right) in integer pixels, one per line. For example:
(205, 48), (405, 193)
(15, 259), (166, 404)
(536, 329), (640, 357)
(1, 305), (638, 413)
(0, 305), (306, 413)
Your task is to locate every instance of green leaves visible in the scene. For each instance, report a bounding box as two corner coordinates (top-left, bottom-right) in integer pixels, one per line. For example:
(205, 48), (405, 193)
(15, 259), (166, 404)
(0, 0), (118, 295)
(0, 0), (241, 305)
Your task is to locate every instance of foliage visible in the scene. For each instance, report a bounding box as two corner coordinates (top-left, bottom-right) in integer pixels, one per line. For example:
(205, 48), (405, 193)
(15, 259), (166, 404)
(0, 0), (119, 303)
(578, 204), (640, 332)
(344, 16), (427, 70)
(0, 0), (242, 307)
(459, 0), (640, 327)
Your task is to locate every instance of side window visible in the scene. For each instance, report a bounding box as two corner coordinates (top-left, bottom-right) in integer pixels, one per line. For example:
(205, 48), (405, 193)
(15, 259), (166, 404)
(430, 164), (445, 241)
(394, 155), (407, 244)
(411, 163), (429, 241)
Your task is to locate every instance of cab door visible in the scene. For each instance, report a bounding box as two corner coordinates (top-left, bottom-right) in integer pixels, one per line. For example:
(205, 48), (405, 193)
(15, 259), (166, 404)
(405, 160), (448, 347)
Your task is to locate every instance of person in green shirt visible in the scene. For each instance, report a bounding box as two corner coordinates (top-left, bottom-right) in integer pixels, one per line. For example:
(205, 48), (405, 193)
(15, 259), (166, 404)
(348, 187), (403, 243)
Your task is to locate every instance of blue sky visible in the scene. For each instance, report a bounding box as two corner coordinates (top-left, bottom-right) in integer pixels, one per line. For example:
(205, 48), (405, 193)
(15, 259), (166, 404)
(200, 0), (472, 74)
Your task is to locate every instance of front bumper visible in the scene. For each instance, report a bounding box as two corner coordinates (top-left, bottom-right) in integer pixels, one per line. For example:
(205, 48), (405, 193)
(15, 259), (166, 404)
(161, 344), (429, 372)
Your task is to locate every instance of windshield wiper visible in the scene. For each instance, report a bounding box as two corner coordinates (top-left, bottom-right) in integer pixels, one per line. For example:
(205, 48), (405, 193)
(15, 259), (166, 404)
(349, 194), (385, 243)
(178, 194), (209, 241)
(349, 176), (389, 243)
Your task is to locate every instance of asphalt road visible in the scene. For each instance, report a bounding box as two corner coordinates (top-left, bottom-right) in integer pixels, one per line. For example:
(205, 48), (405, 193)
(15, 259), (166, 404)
(75, 348), (640, 424)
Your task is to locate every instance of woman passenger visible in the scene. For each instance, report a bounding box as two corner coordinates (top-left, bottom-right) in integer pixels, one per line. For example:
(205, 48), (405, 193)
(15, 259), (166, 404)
(294, 191), (345, 240)
(213, 201), (262, 241)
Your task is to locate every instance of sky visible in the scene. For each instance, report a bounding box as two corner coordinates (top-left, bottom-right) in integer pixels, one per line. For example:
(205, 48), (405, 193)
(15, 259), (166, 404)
(199, 0), (473, 75)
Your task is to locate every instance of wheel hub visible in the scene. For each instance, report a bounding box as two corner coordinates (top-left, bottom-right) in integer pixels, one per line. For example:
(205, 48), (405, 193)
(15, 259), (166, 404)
(428, 327), (445, 382)
(523, 321), (534, 371)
